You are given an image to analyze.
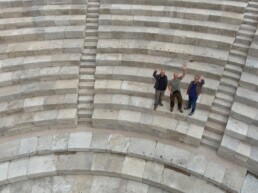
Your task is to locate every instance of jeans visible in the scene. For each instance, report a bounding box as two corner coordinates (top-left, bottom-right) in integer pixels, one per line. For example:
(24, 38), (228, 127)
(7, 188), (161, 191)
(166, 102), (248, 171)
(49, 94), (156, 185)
(187, 96), (198, 113)
(170, 91), (183, 109)
(154, 90), (164, 106)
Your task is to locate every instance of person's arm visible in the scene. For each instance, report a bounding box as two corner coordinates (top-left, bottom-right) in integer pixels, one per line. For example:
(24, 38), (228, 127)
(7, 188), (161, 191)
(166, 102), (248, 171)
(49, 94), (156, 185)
(199, 75), (205, 86)
(180, 64), (187, 79)
(153, 68), (158, 78)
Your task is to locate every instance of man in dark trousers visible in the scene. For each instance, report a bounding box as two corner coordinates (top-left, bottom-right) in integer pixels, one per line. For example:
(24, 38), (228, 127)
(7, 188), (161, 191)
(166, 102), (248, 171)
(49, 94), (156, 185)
(153, 68), (168, 110)
(168, 64), (186, 113)
(184, 75), (205, 116)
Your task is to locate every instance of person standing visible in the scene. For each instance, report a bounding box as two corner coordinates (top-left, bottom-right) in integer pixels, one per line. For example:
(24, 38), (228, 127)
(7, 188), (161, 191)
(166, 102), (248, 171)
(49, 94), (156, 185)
(153, 68), (168, 110)
(184, 75), (205, 116)
(168, 64), (186, 113)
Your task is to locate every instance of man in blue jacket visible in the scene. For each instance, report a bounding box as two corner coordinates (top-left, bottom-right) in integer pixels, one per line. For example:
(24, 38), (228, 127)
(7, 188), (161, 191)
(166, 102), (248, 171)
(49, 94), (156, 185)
(153, 68), (168, 110)
(184, 75), (205, 116)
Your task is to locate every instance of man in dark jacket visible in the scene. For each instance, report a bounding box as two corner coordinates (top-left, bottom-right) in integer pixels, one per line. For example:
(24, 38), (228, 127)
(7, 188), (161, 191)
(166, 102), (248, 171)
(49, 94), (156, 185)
(184, 75), (205, 116)
(153, 68), (168, 110)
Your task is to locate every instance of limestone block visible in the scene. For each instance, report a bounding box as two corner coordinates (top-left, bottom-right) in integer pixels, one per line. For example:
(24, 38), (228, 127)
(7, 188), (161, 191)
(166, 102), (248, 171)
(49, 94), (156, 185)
(121, 81), (148, 94)
(187, 153), (208, 177)
(94, 94), (112, 108)
(122, 156), (146, 182)
(37, 135), (53, 155)
(94, 80), (108, 90)
(246, 125), (258, 146)
(235, 141), (251, 163)
(107, 134), (130, 154)
(184, 124), (203, 146)
(143, 161), (164, 188)
(23, 96), (45, 112)
(89, 176), (110, 193)
(57, 152), (93, 175)
(225, 117), (249, 141)
(19, 137), (38, 157)
(154, 142), (191, 169)
(68, 132), (92, 151)
(128, 137), (156, 160)
(118, 110), (141, 127)
(129, 96), (153, 111)
(90, 133), (109, 152)
(60, 66), (79, 79)
(91, 153), (124, 177)
(111, 94), (130, 108)
(241, 174), (258, 193)
(55, 79), (78, 94)
(7, 158), (28, 183)
(147, 187), (164, 193)
(231, 102), (257, 124)
(64, 94), (78, 107)
(92, 109), (119, 125)
(57, 108), (77, 124)
(44, 95), (64, 108)
(192, 179), (225, 193)
(152, 115), (177, 135)
(0, 162), (9, 185)
(31, 177), (52, 193)
(27, 155), (58, 178)
(139, 113), (154, 129)
(0, 140), (20, 162)
(219, 134), (239, 156)
(204, 161), (226, 186)
(39, 67), (60, 80)
(9, 180), (33, 193)
(33, 110), (58, 126)
(176, 121), (189, 136)
(161, 168), (196, 193)
(222, 168), (246, 193)
(52, 133), (69, 152)
(107, 80), (122, 91)
(126, 181), (149, 193)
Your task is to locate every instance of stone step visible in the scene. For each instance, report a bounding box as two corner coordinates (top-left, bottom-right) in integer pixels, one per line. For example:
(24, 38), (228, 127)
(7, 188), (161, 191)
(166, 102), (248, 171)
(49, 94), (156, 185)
(249, 1), (258, 8)
(86, 23), (98, 29)
(87, 13), (100, 19)
(78, 110), (92, 118)
(213, 98), (232, 110)
(227, 55), (246, 67)
(208, 112), (228, 125)
(232, 42), (249, 52)
(78, 118), (92, 123)
(235, 35), (252, 45)
(216, 92), (234, 103)
(86, 18), (99, 23)
(224, 64), (243, 75)
(201, 138), (219, 150)
(84, 42), (97, 49)
(221, 77), (238, 88)
(218, 84), (236, 96)
(79, 82), (94, 89)
(222, 70), (241, 80)
(85, 29), (98, 36)
(205, 120), (224, 135)
(237, 29), (255, 38)
(211, 106), (230, 117)
(81, 55), (96, 62)
(81, 62), (96, 68)
(80, 68), (95, 74)
(203, 130), (222, 144)
(83, 49), (97, 56)
(244, 12), (258, 20)
(85, 36), (98, 42)
(243, 18), (258, 26)
(230, 50), (247, 58)
(88, 2), (100, 7)
(78, 96), (94, 103)
(246, 7), (258, 14)
(79, 89), (95, 96)
(88, 7), (99, 13)
(80, 74), (95, 82)
(240, 24), (256, 32)
(78, 103), (94, 110)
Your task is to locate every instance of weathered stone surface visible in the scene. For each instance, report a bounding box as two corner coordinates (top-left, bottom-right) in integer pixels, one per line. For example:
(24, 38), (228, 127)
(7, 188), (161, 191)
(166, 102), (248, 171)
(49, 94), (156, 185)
(126, 180), (149, 193)
(37, 135), (53, 154)
(241, 174), (258, 193)
(187, 153), (208, 177)
(222, 168), (246, 193)
(19, 137), (38, 157)
(193, 178), (225, 193)
(52, 133), (69, 152)
(0, 140), (20, 161)
(0, 162), (9, 185)
(107, 134), (130, 153)
(122, 156), (146, 182)
(9, 180), (33, 193)
(143, 161), (164, 187)
(90, 133), (109, 152)
(92, 153), (124, 176)
(128, 137), (156, 160)
(31, 177), (52, 193)
(68, 132), (92, 151)
(27, 155), (58, 178)
(204, 161), (226, 186)
(7, 158), (28, 183)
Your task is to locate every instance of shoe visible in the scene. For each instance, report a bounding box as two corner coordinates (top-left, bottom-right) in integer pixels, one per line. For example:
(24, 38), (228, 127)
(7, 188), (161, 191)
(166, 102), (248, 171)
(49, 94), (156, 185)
(178, 109), (183, 113)
(158, 103), (163, 106)
(188, 112), (194, 116)
(154, 106), (157, 110)
(170, 108), (173, 112)
(184, 107), (191, 110)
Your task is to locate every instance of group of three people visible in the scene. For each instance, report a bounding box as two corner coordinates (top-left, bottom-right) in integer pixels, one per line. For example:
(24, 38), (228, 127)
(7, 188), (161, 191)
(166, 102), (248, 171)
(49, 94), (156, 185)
(153, 64), (205, 116)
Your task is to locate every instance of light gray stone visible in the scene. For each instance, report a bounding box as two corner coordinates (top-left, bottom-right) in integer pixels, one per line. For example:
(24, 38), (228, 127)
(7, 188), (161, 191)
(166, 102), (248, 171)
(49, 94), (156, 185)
(241, 174), (258, 193)
(126, 180), (149, 193)
(31, 177), (52, 193)
(204, 161), (226, 186)
(162, 168), (196, 193)
(27, 155), (58, 178)
(236, 141), (251, 163)
(90, 133), (109, 152)
(122, 156), (146, 182)
(37, 135), (53, 154)
(143, 161), (164, 187)
(128, 137), (156, 160)
(226, 118), (249, 140)
(92, 153), (124, 177)
(107, 134), (130, 153)
(192, 178), (225, 193)
(90, 176), (110, 193)
(9, 180), (33, 193)
(222, 168), (246, 193)
(0, 162), (9, 185)
(0, 140), (20, 162)
(23, 96), (45, 112)
(52, 176), (74, 193)
(7, 158), (28, 183)
(19, 137), (38, 157)
(68, 132), (92, 151)
(52, 133), (69, 152)
(187, 153), (208, 177)
(57, 152), (93, 175)
(147, 187), (164, 193)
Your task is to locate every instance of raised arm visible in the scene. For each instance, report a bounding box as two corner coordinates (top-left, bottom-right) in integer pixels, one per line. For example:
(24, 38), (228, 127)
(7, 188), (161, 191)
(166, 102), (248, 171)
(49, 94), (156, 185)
(180, 64), (187, 79)
(199, 75), (205, 86)
(153, 68), (159, 78)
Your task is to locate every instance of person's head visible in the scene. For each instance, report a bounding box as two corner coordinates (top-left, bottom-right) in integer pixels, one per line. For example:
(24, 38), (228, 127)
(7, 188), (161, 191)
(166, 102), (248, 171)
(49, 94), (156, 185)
(173, 72), (179, 79)
(194, 75), (200, 83)
(160, 69), (165, 77)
